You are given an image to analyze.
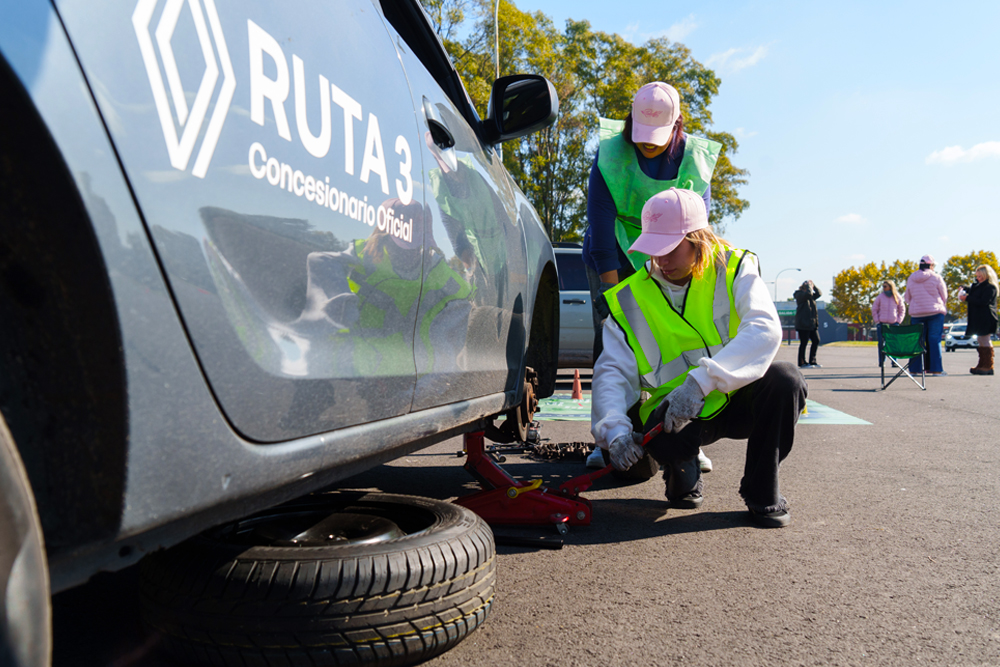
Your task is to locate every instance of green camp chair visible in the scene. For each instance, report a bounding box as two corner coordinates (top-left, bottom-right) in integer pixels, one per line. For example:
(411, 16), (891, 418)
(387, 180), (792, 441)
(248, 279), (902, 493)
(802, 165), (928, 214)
(880, 323), (926, 390)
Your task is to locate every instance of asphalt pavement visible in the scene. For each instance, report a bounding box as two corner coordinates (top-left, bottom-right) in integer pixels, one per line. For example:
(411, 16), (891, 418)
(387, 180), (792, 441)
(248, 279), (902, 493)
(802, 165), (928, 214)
(52, 344), (999, 667)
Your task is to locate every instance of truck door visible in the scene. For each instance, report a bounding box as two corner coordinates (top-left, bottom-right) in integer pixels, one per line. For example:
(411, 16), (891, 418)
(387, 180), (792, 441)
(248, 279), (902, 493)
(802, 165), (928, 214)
(56, 0), (426, 441)
(377, 3), (530, 410)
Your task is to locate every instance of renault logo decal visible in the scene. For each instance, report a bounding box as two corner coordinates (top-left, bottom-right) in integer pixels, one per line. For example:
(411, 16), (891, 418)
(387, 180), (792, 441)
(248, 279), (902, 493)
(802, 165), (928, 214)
(132, 0), (236, 178)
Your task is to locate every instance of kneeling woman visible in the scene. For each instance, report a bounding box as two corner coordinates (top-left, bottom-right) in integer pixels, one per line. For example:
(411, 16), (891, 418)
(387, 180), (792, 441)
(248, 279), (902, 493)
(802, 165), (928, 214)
(590, 188), (807, 527)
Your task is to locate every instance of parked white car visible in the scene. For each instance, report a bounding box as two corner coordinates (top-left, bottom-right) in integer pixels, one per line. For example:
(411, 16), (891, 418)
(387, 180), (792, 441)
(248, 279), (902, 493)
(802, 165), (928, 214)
(944, 323), (976, 351)
(554, 244), (594, 367)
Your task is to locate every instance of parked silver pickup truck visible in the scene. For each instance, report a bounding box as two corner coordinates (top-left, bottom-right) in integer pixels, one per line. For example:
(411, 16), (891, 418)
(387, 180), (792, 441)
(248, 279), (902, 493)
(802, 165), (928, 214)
(0, 1), (560, 665)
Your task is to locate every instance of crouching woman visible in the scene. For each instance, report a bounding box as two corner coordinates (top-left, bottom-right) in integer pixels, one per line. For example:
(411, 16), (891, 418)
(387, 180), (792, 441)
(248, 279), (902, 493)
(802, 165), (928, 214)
(590, 188), (807, 527)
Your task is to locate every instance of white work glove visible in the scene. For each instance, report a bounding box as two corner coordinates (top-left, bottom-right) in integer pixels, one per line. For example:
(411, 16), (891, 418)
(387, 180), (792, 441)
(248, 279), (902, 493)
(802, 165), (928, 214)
(609, 432), (644, 471)
(662, 375), (705, 433)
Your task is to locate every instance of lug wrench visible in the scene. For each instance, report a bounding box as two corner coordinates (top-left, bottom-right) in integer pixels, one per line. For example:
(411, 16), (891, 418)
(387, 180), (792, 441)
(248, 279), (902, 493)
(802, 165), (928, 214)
(557, 422), (663, 497)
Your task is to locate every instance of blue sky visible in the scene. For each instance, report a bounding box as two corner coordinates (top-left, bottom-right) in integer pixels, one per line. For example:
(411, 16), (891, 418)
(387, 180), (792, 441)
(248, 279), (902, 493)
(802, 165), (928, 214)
(516, 0), (1000, 301)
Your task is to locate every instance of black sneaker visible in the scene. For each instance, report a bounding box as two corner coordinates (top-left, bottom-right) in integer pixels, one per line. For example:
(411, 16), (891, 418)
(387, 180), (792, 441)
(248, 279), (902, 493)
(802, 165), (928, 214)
(668, 493), (703, 510)
(748, 508), (790, 528)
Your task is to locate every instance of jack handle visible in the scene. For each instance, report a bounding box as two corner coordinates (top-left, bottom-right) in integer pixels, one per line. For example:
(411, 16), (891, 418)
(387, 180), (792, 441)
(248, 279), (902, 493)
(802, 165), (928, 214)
(557, 422), (663, 496)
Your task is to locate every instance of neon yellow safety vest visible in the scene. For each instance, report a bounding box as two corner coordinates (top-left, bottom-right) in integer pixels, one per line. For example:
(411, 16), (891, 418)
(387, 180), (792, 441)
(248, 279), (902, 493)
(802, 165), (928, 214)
(604, 247), (751, 424)
(597, 118), (722, 271)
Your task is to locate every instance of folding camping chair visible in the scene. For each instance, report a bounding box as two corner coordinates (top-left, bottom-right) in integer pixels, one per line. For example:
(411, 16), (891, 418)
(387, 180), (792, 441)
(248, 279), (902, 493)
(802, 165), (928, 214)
(880, 323), (926, 390)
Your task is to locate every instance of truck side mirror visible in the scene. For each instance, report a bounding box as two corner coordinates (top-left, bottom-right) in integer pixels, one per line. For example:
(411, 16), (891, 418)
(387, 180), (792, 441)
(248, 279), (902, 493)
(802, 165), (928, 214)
(483, 74), (558, 144)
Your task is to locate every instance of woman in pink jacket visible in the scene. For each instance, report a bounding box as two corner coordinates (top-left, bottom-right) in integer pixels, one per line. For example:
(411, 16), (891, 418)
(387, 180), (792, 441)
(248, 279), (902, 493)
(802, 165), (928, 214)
(903, 254), (948, 375)
(872, 279), (906, 365)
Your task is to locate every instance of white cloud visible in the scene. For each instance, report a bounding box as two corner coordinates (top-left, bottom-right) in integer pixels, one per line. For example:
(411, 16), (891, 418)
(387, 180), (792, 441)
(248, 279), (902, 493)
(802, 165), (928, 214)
(847, 254), (866, 262)
(733, 127), (758, 139)
(705, 45), (769, 73)
(836, 213), (866, 224)
(630, 15), (697, 44)
(925, 141), (1000, 165)
(938, 236), (950, 242)
(664, 15), (697, 42)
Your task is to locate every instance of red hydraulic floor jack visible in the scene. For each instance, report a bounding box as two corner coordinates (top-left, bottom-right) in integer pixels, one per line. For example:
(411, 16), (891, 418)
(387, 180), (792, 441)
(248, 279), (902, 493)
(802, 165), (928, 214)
(454, 424), (662, 535)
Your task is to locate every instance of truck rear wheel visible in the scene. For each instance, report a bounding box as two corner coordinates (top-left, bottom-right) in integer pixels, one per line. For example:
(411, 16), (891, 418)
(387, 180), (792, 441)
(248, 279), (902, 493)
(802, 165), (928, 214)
(140, 492), (495, 667)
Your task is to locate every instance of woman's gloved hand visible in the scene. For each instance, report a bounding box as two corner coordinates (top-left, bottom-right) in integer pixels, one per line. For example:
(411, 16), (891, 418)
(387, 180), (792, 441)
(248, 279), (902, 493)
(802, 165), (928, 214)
(609, 432), (644, 471)
(662, 374), (705, 433)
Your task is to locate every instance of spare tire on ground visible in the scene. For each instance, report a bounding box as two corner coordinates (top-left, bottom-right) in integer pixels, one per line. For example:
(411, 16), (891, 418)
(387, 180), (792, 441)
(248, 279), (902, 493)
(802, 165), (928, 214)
(140, 491), (495, 667)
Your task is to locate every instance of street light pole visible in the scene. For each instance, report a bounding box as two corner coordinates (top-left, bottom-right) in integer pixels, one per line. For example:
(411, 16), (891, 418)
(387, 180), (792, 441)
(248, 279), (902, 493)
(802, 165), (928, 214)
(494, 0), (502, 160)
(774, 267), (802, 302)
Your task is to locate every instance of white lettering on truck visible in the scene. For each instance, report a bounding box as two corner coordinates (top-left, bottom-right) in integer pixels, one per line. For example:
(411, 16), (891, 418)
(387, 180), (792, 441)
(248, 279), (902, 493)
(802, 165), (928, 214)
(249, 141), (413, 244)
(247, 20), (291, 141)
(247, 20), (412, 204)
(293, 55), (331, 158)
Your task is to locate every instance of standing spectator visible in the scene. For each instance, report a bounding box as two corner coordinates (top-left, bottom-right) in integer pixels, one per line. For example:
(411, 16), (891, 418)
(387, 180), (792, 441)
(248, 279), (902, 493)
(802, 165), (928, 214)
(794, 280), (822, 368)
(871, 280), (906, 365)
(959, 265), (998, 375)
(904, 254), (948, 375)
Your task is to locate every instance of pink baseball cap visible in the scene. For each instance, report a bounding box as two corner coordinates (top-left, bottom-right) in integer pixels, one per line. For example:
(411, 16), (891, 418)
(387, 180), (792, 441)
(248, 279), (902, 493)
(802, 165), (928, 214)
(631, 82), (681, 146)
(628, 188), (708, 257)
(920, 254), (935, 264)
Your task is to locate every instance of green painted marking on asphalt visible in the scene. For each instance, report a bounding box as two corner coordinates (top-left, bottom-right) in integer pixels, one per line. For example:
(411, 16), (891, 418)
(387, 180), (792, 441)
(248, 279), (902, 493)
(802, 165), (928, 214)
(534, 395), (870, 425)
(798, 399), (871, 425)
(534, 394), (592, 421)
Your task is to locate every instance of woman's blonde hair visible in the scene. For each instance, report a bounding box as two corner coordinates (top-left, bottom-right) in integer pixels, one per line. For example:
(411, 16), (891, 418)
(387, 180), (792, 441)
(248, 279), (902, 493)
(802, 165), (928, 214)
(975, 264), (999, 291)
(882, 279), (901, 305)
(647, 226), (731, 281)
(687, 227), (732, 279)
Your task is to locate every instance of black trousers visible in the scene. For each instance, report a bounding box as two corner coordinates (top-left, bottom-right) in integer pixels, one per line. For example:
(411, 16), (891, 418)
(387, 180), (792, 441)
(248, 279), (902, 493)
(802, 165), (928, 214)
(641, 362), (807, 514)
(797, 329), (820, 365)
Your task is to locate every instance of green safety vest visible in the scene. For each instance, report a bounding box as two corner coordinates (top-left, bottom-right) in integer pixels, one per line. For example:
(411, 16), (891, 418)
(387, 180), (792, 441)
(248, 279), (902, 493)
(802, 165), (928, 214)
(349, 239), (475, 375)
(597, 118), (722, 271)
(416, 249), (475, 373)
(604, 246), (750, 424)
(428, 160), (507, 275)
(347, 238), (422, 376)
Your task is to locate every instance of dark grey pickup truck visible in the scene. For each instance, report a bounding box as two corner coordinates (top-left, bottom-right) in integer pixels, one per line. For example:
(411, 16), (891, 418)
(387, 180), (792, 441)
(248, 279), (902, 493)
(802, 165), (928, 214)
(0, 1), (560, 665)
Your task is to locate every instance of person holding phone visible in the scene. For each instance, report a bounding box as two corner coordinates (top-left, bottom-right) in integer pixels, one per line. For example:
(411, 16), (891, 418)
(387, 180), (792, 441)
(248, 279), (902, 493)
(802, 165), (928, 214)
(959, 265), (998, 375)
(793, 280), (822, 368)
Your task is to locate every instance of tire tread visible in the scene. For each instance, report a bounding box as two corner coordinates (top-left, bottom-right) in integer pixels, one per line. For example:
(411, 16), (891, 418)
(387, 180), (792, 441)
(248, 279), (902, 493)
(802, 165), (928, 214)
(141, 493), (495, 667)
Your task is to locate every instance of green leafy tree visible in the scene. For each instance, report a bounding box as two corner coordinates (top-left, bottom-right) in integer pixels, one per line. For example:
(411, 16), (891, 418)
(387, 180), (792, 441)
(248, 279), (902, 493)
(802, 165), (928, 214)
(885, 259), (917, 300)
(421, 0), (470, 40)
(438, 2), (593, 240)
(831, 262), (886, 330)
(941, 251), (1000, 319)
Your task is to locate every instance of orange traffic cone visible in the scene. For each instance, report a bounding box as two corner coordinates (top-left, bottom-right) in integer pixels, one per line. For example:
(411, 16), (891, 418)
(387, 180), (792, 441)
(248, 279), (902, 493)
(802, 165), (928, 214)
(572, 369), (583, 400)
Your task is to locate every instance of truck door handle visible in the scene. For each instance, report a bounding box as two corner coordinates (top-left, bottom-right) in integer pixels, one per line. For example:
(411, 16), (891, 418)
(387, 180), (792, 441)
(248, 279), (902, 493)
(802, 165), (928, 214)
(427, 119), (455, 149)
(423, 98), (455, 148)
(563, 298), (586, 305)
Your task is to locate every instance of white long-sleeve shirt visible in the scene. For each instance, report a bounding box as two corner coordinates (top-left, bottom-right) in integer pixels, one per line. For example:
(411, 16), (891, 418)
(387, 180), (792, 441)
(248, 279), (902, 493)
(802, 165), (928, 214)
(591, 253), (782, 449)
